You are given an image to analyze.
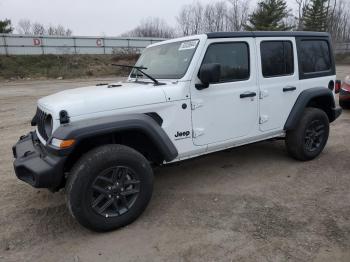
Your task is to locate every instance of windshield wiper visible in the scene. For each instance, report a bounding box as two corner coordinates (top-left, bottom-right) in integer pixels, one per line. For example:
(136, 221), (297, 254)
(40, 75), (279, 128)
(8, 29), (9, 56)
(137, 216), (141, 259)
(112, 64), (164, 85)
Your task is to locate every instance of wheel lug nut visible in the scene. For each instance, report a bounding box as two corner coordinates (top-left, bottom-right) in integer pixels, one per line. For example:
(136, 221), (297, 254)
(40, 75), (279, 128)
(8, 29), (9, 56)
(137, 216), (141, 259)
(108, 195), (112, 198)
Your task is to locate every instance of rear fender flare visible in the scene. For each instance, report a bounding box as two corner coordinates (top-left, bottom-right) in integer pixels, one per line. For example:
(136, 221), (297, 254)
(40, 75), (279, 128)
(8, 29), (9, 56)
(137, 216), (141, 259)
(284, 87), (336, 130)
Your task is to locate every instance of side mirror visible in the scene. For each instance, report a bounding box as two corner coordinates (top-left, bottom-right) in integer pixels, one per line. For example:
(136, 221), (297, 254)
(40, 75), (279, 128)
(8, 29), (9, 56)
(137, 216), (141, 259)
(196, 63), (221, 90)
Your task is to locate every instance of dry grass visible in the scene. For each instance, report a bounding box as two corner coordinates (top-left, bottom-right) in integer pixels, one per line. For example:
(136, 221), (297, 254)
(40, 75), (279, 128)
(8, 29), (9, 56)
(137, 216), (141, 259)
(0, 53), (140, 80)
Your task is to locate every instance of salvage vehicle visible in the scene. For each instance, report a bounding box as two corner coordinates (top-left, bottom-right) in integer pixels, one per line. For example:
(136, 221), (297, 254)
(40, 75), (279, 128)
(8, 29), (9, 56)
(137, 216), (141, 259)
(13, 32), (342, 231)
(339, 75), (350, 108)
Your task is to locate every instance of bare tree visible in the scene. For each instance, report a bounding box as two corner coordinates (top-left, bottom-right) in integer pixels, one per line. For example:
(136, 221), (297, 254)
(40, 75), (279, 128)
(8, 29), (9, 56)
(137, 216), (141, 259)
(192, 2), (204, 34)
(32, 22), (46, 35)
(47, 25), (55, 36)
(45, 24), (74, 36)
(122, 17), (175, 38)
(295, 0), (310, 30)
(226, 0), (250, 31)
(17, 19), (31, 34)
(327, 0), (350, 41)
(65, 29), (73, 36)
(213, 1), (227, 31)
(177, 4), (194, 36)
(176, 5), (192, 36)
(177, 0), (251, 35)
(54, 25), (66, 36)
(203, 3), (217, 32)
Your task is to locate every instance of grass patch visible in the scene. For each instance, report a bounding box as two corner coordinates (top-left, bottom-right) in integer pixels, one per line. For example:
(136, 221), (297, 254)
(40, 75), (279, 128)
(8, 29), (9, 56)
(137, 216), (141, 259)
(335, 53), (350, 65)
(0, 53), (140, 80)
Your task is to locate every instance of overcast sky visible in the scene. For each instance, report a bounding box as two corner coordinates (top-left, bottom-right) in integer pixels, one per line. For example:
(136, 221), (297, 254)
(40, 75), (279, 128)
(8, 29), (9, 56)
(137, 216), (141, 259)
(1, 0), (297, 36)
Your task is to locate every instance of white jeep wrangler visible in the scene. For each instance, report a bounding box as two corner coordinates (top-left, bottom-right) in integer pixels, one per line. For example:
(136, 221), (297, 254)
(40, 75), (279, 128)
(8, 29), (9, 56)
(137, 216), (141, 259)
(13, 32), (342, 231)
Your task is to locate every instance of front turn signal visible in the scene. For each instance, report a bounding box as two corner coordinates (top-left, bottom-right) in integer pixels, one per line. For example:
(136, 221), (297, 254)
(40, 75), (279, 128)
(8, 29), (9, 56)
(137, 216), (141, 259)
(51, 138), (75, 149)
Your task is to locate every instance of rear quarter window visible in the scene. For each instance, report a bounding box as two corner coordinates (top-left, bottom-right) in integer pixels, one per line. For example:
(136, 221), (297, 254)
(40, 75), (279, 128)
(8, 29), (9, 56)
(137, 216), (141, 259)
(298, 39), (334, 79)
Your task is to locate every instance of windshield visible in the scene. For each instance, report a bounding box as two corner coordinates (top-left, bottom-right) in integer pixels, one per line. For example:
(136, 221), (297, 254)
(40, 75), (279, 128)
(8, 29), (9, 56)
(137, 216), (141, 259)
(131, 40), (199, 80)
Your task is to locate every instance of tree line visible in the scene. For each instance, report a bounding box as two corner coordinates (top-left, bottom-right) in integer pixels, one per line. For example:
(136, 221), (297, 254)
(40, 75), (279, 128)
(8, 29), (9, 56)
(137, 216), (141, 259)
(1, 0), (349, 41)
(0, 19), (73, 36)
(124, 0), (350, 41)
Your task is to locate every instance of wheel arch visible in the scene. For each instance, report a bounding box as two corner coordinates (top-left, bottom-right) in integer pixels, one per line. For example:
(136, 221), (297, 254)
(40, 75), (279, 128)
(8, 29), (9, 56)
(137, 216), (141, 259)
(284, 87), (339, 131)
(50, 114), (178, 172)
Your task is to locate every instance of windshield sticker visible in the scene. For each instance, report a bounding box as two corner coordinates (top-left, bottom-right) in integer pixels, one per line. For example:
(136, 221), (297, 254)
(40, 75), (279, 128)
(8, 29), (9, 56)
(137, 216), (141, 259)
(179, 40), (199, 51)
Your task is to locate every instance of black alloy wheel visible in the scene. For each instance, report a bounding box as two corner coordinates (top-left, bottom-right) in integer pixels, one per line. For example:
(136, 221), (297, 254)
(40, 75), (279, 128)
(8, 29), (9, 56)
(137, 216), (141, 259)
(91, 166), (141, 218)
(304, 119), (327, 153)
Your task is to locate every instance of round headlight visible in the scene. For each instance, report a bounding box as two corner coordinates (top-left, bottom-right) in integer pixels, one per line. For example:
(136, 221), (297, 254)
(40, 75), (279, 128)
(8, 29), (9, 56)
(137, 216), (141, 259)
(44, 114), (53, 137)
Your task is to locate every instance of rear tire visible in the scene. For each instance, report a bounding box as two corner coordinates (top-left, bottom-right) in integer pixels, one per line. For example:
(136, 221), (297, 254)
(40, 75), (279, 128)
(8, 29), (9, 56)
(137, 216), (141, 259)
(66, 144), (153, 232)
(285, 108), (329, 161)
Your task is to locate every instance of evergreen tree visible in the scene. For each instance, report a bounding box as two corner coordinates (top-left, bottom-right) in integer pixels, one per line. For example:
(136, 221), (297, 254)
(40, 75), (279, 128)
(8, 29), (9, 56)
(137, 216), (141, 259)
(245, 0), (292, 31)
(303, 0), (328, 31)
(0, 19), (13, 33)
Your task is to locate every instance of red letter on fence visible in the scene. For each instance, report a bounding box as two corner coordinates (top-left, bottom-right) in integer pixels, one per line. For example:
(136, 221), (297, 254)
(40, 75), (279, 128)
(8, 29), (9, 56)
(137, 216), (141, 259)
(33, 38), (42, 46)
(96, 39), (103, 47)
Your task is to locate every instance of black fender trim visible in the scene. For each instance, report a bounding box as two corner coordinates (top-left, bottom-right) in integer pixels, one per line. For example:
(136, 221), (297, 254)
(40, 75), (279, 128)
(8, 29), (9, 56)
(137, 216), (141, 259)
(50, 114), (178, 162)
(284, 87), (341, 130)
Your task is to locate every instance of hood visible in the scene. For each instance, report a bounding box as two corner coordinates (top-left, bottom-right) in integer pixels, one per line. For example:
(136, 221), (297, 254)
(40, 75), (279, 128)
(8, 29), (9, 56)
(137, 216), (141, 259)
(38, 81), (167, 119)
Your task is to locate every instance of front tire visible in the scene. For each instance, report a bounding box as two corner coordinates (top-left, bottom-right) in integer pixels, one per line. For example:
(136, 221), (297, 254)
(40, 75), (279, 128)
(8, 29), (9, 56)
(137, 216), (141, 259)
(66, 144), (154, 232)
(285, 108), (329, 161)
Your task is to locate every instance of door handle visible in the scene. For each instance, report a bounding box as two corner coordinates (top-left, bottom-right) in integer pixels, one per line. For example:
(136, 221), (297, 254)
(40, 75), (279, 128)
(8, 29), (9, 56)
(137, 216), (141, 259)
(240, 92), (257, 99)
(283, 86), (296, 92)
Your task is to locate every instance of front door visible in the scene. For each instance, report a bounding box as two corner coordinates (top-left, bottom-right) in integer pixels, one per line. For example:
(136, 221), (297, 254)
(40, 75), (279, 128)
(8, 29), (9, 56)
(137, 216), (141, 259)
(191, 38), (259, 146)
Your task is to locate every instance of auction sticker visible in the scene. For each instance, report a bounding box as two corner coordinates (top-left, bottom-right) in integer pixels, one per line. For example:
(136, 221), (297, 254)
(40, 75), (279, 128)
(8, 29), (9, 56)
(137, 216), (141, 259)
(179, 40), (199, 51)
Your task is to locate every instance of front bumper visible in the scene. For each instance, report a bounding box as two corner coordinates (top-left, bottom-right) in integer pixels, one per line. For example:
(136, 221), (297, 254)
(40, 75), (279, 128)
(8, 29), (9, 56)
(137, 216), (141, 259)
(12, 132), (66, 189)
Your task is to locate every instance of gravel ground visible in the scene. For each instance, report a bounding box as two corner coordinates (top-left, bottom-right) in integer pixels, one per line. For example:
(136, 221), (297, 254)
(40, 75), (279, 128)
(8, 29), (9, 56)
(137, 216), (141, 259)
(0, 66), (350, 262)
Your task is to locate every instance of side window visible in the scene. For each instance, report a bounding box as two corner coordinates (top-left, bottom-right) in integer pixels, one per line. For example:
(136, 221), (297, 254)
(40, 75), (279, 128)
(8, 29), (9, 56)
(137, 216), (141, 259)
(260, 41), (294, 77)
(299, 40), (331, 73)
(201, 42), (250, 82)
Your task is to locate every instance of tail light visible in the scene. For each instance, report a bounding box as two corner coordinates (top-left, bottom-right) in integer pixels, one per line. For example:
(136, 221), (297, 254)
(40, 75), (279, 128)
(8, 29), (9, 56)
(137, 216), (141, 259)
(335, 80), (341, 94)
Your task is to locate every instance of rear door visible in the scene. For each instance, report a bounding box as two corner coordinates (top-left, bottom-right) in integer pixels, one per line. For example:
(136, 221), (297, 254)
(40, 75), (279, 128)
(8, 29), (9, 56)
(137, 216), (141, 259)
(257, 37), (300, 132)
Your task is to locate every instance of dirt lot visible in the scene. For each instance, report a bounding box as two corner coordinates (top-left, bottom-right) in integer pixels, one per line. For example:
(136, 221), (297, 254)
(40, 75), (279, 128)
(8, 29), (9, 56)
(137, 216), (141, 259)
(0, 66), (350, 262)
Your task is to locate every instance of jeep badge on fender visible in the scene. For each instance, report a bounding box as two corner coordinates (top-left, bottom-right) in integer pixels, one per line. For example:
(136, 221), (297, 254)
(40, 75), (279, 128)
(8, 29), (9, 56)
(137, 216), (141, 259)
(12, 31), (342, 232)
(175, 131), (191, 139)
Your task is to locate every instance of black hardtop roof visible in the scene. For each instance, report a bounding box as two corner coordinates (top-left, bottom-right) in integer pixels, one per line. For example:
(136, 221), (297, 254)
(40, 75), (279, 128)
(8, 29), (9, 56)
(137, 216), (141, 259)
(206, 31), (330, 39)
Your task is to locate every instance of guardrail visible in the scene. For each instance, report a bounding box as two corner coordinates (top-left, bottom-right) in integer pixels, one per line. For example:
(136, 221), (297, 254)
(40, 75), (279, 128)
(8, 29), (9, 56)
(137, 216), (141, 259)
(335, 42), (350, 54)
(1, 34), (349, 55)
(0, 34), (165, 55)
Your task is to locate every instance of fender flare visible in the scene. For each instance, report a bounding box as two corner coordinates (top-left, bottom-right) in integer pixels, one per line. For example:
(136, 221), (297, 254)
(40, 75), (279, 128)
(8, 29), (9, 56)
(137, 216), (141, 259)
(49, 114), (178, 162)
(284, 87), (340, 130)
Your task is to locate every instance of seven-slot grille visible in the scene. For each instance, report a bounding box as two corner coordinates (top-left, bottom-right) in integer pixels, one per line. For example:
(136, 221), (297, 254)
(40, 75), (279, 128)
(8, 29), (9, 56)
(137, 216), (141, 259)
(34, 107), (50, 141)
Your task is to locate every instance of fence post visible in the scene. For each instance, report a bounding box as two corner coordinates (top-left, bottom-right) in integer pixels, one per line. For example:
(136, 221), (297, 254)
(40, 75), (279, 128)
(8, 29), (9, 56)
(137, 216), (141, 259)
(73, 37), (77, 54)
(3, 34), (9, 56)
(41, 36), (44, 55)
(103, 37), (106, 54)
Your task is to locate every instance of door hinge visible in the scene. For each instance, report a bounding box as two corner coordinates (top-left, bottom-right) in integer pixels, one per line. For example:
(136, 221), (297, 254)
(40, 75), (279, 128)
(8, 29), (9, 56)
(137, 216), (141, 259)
(259, 115), (269, 124)
(193, 128), (205, 138)
(259, 90), (269, 99)
(191, 101), (203, 110)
